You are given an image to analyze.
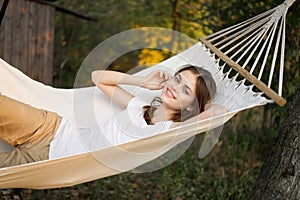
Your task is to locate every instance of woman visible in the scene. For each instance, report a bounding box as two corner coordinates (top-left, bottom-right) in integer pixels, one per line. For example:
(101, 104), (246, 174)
(0, 64), (224, 167)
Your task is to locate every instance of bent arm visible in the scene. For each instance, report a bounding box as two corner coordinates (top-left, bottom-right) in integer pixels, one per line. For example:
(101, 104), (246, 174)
(92, 70), (171, 109)
(92, 70), (144, 87)
(171, 104), (228, 128)
(92, 70), (144, 109)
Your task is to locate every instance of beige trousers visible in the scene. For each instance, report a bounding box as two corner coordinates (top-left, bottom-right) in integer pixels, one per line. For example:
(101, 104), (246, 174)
(0, 94), (62, 167)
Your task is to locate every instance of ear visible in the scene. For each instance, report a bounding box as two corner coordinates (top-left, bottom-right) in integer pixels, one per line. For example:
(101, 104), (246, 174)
(186, 106), (193, 112)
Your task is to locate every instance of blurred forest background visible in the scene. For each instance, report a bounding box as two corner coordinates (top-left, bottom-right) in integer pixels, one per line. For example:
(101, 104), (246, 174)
(2, 0), (300, 199)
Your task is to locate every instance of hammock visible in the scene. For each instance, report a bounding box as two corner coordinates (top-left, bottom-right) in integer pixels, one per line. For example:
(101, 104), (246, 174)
(0, 0), (294, 189)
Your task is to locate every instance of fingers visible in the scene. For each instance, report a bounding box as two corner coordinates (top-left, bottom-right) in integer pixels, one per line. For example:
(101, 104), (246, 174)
(144, 70), (172, 90)
(160, 80), (167, 87)
(158, 70), (171, 88)
(158, 70), (171, 81)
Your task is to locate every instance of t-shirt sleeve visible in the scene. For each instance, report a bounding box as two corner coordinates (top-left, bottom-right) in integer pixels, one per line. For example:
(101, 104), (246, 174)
(126, 96), (148, 127)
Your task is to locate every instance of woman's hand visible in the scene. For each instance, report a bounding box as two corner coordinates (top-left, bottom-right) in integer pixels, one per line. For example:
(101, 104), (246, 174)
(141, 70), (172, 90)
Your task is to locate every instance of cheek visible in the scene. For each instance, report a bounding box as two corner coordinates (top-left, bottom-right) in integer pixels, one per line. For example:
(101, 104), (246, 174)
(172, 95), (195, 111)
(160, 89), (196, 110)
(178, 94), (195, 106)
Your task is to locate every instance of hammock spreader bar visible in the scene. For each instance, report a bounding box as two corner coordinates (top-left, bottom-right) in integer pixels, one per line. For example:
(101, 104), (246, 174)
(199, 37), (286, 106)
(201, 0), (296, 105)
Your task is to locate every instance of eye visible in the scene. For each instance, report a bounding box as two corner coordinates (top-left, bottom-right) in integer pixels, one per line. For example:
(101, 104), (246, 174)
(175, 76), (180, 83)
(183, 86), (191, 95)
(184, 89), (190, 95)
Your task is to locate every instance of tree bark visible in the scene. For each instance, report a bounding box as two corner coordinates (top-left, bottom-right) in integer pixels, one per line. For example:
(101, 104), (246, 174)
(250, 85), (300, 200)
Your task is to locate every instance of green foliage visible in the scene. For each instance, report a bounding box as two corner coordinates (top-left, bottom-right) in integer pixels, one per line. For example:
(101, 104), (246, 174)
(52, 0), (213, 88)
(50, 0), (298, 195)
(3, 0), (295, 199)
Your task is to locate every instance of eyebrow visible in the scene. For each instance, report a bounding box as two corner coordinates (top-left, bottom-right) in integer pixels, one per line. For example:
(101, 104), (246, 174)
(178, 74), (182, 81)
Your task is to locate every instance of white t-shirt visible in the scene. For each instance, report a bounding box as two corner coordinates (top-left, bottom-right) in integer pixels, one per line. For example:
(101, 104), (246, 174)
(49, 97), (173, 159)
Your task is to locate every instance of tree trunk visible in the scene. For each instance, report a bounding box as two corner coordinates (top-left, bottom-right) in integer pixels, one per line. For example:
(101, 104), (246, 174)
(250, 85), (300, 199)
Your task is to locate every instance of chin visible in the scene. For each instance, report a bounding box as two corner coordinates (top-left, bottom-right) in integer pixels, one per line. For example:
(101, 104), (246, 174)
(160, 94), (180, 111)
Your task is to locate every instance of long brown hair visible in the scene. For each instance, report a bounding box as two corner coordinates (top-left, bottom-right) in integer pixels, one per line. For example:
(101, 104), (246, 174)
(143, 64), (217, 124)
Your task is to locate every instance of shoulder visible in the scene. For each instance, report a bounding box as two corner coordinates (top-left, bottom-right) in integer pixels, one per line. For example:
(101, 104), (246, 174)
(126, 96), (149, 119)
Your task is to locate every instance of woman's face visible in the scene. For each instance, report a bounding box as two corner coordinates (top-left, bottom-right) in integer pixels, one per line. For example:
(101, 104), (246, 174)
(160, 70), (197, 112)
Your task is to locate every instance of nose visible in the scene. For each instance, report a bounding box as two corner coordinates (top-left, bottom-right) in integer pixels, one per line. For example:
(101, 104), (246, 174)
(169, 78), (180, 90)
(170, 84), (178, 93)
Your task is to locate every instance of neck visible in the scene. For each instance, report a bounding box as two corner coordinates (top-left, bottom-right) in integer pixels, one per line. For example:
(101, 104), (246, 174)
(151, 104), (174, 124)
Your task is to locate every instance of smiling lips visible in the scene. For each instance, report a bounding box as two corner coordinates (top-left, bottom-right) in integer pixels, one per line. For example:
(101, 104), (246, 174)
(166, 88), (176, 99)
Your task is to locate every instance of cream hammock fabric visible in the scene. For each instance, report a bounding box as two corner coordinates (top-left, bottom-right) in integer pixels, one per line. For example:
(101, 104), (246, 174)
(0, 0), (294, 189)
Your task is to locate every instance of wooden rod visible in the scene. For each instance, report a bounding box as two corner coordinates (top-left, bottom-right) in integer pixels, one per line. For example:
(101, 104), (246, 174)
(199, 37), (286, 106)
(29, 0), (98, 21)
(0, 0), (9, 26)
